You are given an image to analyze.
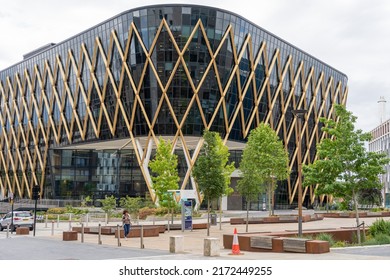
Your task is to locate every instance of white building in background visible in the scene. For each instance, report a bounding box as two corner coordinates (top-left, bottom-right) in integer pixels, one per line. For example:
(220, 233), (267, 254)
(369, 96), (390, 207)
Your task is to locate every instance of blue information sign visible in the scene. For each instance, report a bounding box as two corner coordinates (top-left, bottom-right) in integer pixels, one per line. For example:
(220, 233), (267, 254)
(181, 200), (192, 230)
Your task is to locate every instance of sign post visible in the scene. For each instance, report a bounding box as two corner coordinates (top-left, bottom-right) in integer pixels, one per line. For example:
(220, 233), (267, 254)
(10, 192), (14, 234)
(32, 185), (40, 237)
(181, 200), (192, 231)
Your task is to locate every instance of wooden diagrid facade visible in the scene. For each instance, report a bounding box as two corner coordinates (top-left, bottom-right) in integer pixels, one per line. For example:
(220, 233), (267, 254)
(0, 5), (348, 208)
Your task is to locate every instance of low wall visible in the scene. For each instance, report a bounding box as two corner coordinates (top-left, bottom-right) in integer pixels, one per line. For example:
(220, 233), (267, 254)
(322, 212), (390, 218)
(230, 214), (324, 225)
(223, 234), (329, 254)
(223, 227), (367, 253)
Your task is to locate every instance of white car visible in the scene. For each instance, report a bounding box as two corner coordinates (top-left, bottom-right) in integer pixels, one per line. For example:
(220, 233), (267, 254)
(0, 211), (34, 231)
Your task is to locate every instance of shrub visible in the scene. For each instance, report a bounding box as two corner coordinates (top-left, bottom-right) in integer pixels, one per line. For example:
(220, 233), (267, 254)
(138, 207), (157, 219)
(363, 233), (390, 246)
(369, 219), (390, 237)
(315, 233), (336, 247)
(155, 207), (169, 216)
(333, 241), (347, 247)
(47, 208), (67, 214)
(373, 233), (390, 244)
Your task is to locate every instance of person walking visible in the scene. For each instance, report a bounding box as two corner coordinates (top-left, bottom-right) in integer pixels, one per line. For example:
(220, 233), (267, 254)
(122, 210), (131, 239)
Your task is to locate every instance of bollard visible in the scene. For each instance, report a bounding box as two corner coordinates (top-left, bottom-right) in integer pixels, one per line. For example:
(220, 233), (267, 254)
(45, 215), (48, 228)
(98, 223), (102, 245)
(117, 224), (121, 247)
(140, 225), (144, 249)
(57, 215), (60, 228)
(6, 223), (9, 238)
(81, 223), (84, 243)
(51, 221), (54, 236)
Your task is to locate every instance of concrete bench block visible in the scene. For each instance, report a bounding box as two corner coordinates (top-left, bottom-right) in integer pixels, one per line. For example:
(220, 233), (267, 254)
(204, 238), (220, 256)
(283, 238), (308, 253)
(63, 231), (78, 241)
(170, 236), (184, 253)
(306, 240), (330, 254)
(16, 227), (29, 235)
(250, 236), (275, 249)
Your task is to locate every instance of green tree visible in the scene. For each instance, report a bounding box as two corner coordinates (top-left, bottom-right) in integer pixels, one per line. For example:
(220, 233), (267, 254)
(149, 137), (180, 223)
(99, 195), (117, 223)
(303, 105), (389, 243)
(192, 130), (235, 236)
(237, 123), (290, 232)
(119, 196), (143, 218)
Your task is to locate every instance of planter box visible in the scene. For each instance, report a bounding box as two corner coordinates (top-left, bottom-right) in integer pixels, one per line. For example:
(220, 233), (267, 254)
(63, 231), (78, 241)
(16, 227), (29, 235)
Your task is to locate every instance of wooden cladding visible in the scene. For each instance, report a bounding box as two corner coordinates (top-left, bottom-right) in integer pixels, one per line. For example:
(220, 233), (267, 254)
(0, 18), (347, 204)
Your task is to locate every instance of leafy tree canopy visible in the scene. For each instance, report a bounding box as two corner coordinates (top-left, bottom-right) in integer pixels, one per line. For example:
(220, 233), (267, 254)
(192, 130), (235, 202)
(303, 104), (389, 201)
(237, 123), (290, 201)
(149, 137), (180, 208)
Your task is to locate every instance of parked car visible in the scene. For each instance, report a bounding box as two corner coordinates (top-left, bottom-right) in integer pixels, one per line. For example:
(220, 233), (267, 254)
(0, 211), (34, 231)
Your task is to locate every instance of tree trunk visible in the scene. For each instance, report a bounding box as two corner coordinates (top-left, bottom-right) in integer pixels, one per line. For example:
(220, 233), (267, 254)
(353, 193), (361, 244)
(246, 198), (249, 232)
(219, 196), (222, 230)
(207, 199), (210, 236)
(171, 207), (174, 225)
(268, 183), (272, 217)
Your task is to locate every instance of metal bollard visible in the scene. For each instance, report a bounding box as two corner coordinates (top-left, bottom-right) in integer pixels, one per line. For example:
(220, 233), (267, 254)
(51, 221), (54, 236)
(98, 223), (102, 245)
(81, 223), (84, 243)
(140, 225), (144, 249)
(6, 223), (9, 238)
(117, 224), (121, 247)
(45, 215), (48, 228)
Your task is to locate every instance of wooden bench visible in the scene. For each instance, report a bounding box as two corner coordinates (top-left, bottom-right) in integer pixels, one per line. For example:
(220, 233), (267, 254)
(250, 236), (275, 250)
(283, 238), (308, 253)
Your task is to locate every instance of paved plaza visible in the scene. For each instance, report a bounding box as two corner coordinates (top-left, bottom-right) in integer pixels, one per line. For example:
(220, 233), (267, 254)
(1, 210), (390, 260)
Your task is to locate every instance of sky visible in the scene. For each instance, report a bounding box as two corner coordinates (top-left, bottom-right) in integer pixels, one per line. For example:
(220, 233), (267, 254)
(0, 0), (389, 133)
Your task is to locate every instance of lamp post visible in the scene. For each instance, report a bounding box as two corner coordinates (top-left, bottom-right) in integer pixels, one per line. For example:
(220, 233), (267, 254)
(292, 109), (308, 237)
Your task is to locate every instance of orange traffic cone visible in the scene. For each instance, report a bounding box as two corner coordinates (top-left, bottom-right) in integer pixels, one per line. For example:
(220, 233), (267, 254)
(230, 228), (244, 255)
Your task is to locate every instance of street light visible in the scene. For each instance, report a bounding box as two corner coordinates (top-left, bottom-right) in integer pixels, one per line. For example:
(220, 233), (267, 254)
(292, 109), (308, 237)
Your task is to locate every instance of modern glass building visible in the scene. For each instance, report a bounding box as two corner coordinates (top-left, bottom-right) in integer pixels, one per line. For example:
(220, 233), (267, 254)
(369, 97), (390, 207)
(0, 4), (348, 209)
